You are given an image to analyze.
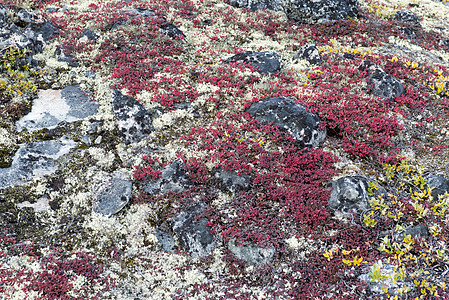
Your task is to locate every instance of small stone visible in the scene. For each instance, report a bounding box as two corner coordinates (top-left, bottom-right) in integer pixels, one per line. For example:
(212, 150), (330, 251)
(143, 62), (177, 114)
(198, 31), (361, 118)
(228, 240), (275, 265)
(225, 51), (282, 75)
(93, 178), (132, 217)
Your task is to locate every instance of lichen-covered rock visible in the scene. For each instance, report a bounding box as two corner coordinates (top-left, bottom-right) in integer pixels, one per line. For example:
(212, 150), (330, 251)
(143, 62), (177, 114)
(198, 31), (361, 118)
(246, 96), (326, 148)
(143, 158), (192, 194)
(393, 11), (422, 39)
(294, 43), (322, 65)
(160, 23), (185, 40)
(112, 89), (154, 145)
(283, 0), (359, 24)
(0, 139), (76, 189)
(225, 51), (282, 75)
(214, 167), (252, 193)
(16, 86), (99, 132)
(228, 240), (275, 265)
(359, 61), (405, 100)
(93, 177), (132, 217)
(229, 0), (284, 11)
(155, 230), (177, 252)
(359, 262), (410, 296)
(328, 176), (386, 214)
(172, 203), (215, 258)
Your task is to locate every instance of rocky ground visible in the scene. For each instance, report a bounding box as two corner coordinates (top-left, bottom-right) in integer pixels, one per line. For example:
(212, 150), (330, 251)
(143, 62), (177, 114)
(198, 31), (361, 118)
(1, 0), (449, 299)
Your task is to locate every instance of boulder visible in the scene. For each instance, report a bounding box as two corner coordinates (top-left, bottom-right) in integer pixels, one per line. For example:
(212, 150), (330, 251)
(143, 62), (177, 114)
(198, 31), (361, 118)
(283, 0), (359, 24)
(359, 60), (405, 100)
(294, 43), (322, 65)
(112, 90), (154, 145)
(225, 51), (282, 75)
(246, 96), (326, 148)
(328, 176), (386, 214)
(172, 203), (215, 258)
(393, 11), (422, 39)
(425, 174), (449, 200)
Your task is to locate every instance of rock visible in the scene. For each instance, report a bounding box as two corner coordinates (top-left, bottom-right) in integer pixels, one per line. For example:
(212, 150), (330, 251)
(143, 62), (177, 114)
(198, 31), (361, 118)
(93, 177), (132, 217)
(359, 262), (410, 296)
(112, 89), (154, 145)
(228, 240), (275, 265)
(16, 86), (99, 132)
(328, 176), (386, 214)
(155, 230), (177, 252)
(283, 0), (359, 24)
(143, 158), (192, 194)
(160, 23), (185, 40)
(55, 46), (79, 67)
(213, 167), (252, 193)
(172, 203), (215, 258)
(229, 0), (284, 11)
(225, 51), (282, 75)
(393, 11), (422, 39)
(80, 29), (98, 41)
(246, 96), (326, 148)
(0, 139), (76, 190)
(359, 61), (405, 100)
(293, 43), (322, 65)
(425, 174), (449, 200)
(0, 4), (6, 22)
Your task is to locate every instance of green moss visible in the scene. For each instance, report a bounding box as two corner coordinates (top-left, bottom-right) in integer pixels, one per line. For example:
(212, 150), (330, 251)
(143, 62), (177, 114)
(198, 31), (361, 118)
(0, 144), (18, 168)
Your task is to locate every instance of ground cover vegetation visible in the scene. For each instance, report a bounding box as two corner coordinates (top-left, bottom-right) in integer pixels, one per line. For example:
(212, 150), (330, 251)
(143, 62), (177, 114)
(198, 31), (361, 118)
(0, 0), (449, 298)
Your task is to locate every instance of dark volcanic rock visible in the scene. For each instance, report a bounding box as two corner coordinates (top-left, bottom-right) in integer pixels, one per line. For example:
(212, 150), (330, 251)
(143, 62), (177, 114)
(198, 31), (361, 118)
(283, 0), (359, 24)
(359, 61), (405, 100)
(229, 0), (284, 11)
(225, 51), (282, 75)
(246, 96), (326, 148)
(328, 176), (386, 214)
(294, 43), (322, 65)
(425, 174), (449, 200)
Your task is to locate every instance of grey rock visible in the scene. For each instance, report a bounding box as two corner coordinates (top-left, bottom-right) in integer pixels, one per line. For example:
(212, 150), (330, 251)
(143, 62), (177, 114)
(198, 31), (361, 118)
(225, 51), (282, 75)
(172, 203), (215, 258)
(93, 178), (132, 217)
(160, 23), (185, 40)
(425, 174), (449, 200)
(0, 139), (76, 189)
(0, 4), (6, 22)
(214, 168), (252, 193)
(229, 0), (284, 11)
(294, 43), (322, 65)
(156, 230), (177, 252)
(81, 29), (98, 41)
(283, 0), (359, 24)
(360, 262), (410, 295)
(246, 96), (326, 148)
(55, 46), (79, 67)
(144, 158), (192, 194)
(359, 61), (405, 100)
(228, 240), (275, 265)
(85, 70), (96, 79)
(328, 176), (386, 214)
(16, 86), (99, 132)
(112, 90), (154, 144)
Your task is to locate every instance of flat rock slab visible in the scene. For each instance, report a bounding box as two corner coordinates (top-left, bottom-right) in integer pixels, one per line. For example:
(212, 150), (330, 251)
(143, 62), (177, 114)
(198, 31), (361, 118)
(0, 139), (76, 189)
(225, 51), (282, 75)
(228, 240), (275, 265)
(16, 86), (99, 132)
(246, 96), (326, 148)
(93, 178), (132, 217)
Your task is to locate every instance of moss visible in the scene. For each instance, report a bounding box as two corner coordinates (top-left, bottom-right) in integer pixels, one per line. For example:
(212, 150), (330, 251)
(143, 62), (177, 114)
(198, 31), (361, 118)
(0, 144), (18, 168)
